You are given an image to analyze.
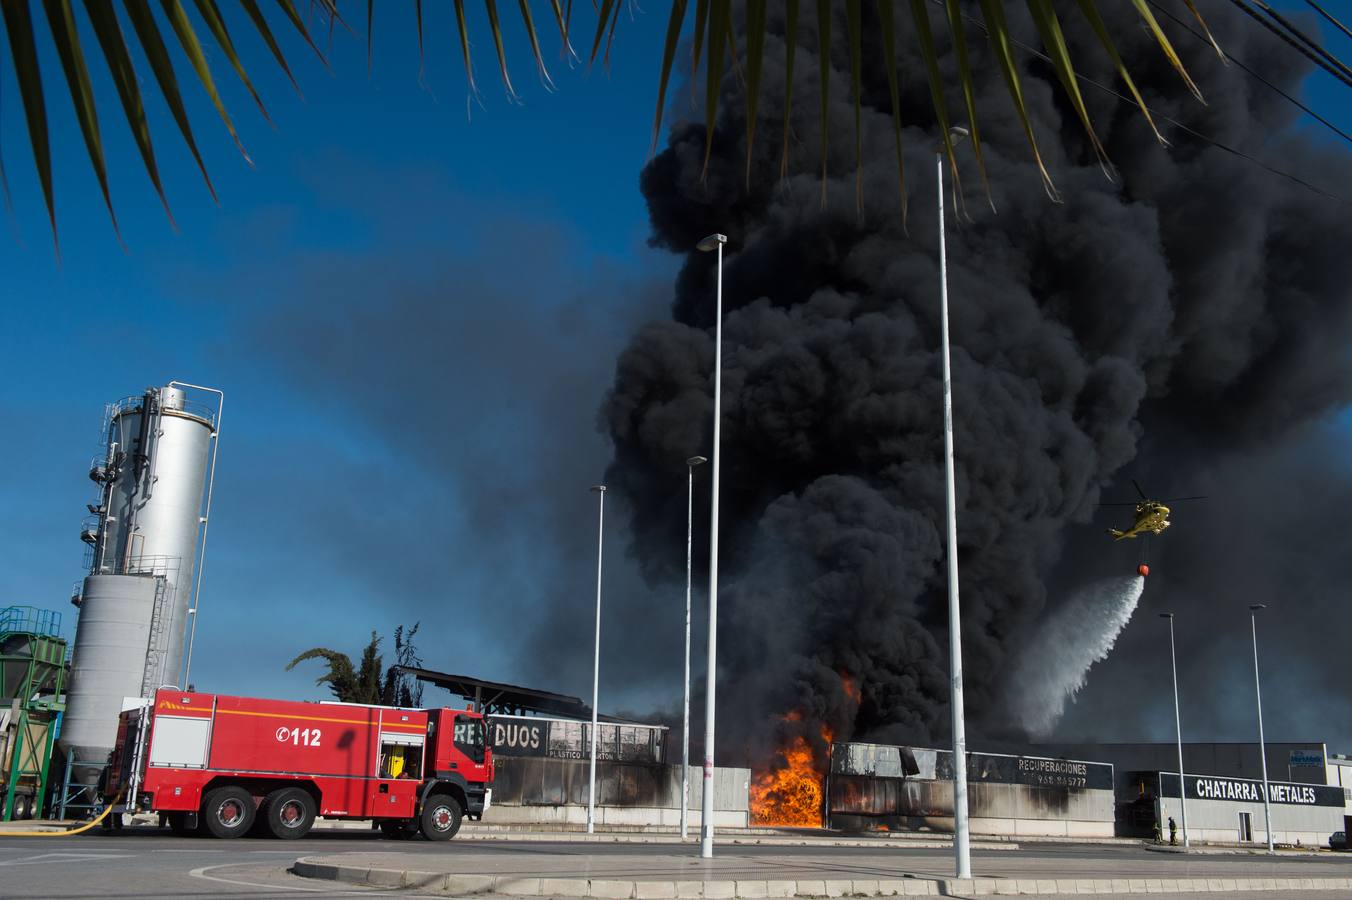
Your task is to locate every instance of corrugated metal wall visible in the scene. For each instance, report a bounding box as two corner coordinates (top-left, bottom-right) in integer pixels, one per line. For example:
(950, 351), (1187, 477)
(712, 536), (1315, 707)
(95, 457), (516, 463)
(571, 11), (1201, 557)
(492, 757), (749, 812)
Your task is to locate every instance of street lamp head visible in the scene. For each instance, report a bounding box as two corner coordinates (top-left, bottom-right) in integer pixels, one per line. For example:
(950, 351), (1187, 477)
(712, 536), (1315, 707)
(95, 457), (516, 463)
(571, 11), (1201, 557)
(687, 456), (708, 467)
(1159, 612), (1174, 619)
(590, 484), (606, 493)
(1249, 603), (1266, 611)
(696, 233), (728, 252)
(949, 126), (970, 145)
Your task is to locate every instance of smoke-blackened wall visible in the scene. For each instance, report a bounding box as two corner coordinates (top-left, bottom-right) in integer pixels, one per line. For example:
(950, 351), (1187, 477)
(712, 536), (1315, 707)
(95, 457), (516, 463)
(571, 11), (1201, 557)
(601, 4), (1352, 764)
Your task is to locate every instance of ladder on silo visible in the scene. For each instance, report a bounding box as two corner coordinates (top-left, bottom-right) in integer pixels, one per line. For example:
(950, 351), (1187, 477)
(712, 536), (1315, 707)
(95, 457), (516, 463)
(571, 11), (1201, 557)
(139, 577), (171, 696)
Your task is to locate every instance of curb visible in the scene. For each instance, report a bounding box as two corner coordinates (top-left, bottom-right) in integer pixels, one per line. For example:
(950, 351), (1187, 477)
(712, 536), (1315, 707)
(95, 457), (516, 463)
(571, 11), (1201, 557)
(291, 859), (1352, 896)
(454, 833), (1020, 851)
(308, 823), (1019, 851)
(1142, 843), (1329, 858)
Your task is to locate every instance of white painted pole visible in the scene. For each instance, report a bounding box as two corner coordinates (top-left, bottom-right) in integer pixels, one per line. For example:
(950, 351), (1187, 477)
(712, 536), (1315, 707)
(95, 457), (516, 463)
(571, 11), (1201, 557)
(697, 233), (727, 859)
(1250, 605), (1274, 853)
(937, 148), (971, 880)
(587, 485), (606, 834)
(1162, 613), (1189, 848)
(681, 457), (704, 840)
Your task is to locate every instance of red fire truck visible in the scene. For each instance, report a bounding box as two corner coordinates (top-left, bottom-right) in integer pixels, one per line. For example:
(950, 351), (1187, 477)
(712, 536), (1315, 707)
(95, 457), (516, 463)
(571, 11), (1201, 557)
(106, 688), (493, 840)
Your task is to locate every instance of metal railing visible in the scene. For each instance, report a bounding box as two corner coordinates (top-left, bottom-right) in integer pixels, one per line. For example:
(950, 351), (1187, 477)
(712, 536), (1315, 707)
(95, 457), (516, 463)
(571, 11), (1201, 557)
(105, 393), (217, 429)
(0, 606), (62, 639)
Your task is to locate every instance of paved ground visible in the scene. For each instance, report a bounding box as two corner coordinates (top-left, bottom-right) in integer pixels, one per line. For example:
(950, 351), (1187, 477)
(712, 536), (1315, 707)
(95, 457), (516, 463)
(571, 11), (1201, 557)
(0, 828), (1347, 898)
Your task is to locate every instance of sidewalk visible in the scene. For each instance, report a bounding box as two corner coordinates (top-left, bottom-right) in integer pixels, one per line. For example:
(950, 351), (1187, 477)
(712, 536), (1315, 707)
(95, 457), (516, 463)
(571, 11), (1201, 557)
(292, 842), (1352, 897)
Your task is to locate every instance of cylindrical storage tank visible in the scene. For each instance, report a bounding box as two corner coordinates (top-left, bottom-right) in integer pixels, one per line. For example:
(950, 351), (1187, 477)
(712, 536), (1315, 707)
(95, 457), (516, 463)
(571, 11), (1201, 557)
(59, 574), (160, 764)
(96, 390), (213, 689)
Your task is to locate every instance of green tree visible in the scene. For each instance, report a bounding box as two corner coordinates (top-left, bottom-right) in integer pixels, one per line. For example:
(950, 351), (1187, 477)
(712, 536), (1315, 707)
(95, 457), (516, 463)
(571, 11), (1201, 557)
(286, 629), (385, 705)
(1, 1), (1218, 244)
(286, 622), (424, 706)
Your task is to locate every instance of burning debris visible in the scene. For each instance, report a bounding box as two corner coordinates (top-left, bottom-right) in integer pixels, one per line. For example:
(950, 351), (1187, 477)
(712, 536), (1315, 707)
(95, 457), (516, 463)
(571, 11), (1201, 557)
(750, 713), (832, 828)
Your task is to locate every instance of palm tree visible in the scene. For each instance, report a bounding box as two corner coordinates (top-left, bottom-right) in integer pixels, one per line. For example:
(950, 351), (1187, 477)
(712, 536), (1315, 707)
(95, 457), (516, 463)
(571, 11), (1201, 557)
(286, 629), (385, 704)
(286, 622), (425, 706)
(1, 2), (1218, 244)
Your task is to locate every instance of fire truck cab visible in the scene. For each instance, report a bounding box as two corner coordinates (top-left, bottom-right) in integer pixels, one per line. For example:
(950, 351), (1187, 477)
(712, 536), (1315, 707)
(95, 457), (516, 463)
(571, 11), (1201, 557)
(107, 688), (493, 840)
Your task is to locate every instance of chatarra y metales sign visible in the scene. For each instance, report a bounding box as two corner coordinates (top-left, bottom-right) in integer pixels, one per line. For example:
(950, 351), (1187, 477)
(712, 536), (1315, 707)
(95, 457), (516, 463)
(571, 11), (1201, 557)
(1159, 772), (1344, 807)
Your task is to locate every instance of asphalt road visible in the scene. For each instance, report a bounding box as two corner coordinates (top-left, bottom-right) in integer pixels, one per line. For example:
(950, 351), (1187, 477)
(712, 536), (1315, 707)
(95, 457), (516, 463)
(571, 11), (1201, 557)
(0, 828), (1348, 899)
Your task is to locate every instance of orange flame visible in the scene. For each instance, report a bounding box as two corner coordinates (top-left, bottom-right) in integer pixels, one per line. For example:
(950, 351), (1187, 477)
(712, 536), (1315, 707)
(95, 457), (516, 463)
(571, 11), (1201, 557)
(749, 721), (832, 827)
(840, 673), (861, 705)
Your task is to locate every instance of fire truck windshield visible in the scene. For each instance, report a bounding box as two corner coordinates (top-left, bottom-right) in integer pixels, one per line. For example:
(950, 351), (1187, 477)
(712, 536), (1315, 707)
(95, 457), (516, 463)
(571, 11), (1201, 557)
(453, 718), (485, 763)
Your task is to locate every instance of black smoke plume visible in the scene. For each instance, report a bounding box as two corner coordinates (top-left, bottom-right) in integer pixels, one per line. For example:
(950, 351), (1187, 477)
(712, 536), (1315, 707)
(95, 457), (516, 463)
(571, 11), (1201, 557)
(601, 2), (1352, 769)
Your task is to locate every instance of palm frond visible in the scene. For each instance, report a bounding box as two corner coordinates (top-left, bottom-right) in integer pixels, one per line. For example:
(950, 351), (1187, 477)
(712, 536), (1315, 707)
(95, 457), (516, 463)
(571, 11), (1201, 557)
(43, 0), (115, 232)
(1025, 0), (1109, 169)
(908, 0), (964, 206)
(845, 0), (863, 213)
(158, 0), (249, 159)
(3, 0), (56, 242)
(123, 0), (218, 200)
(815, 0), (830, 205)
(943, 0), (993, 211)
(875, 0), (906, 228)
(744, 0), (767, 188)
(779, 0), (799, 180)
(1, 1), (1217, 243)
(975, 0), (1058, 201)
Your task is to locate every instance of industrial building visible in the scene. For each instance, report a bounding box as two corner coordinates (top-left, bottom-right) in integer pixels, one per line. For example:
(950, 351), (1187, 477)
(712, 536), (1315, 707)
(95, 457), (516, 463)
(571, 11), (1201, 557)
(821, 739), (1352, 848)
(827, 742), (1116, 838)
(1151, 771), (1346, 846)
(404, 668), (750, 829)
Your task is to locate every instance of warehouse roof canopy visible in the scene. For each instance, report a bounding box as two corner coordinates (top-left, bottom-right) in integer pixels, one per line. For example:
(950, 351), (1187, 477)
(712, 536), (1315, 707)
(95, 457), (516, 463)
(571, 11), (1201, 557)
(395, 666), (645, 723)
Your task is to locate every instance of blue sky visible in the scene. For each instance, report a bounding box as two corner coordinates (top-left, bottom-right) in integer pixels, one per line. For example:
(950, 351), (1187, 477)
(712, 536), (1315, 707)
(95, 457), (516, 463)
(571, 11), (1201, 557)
(1, 3), (1349, 723)
(0, 3), (681, 710)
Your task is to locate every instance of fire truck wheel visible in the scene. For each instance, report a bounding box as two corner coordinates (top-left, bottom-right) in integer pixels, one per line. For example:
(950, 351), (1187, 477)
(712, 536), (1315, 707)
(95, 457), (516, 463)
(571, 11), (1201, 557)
(202, 786), (256, 839)
(12, 794), (32, 821)
(418, 794), (463, 841)
(263, 788), (316, 840)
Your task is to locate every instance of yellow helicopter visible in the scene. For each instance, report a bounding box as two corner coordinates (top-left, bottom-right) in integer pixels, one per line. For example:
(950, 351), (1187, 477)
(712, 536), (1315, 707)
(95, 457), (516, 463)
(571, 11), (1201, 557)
(1104, 481), (1205, 541)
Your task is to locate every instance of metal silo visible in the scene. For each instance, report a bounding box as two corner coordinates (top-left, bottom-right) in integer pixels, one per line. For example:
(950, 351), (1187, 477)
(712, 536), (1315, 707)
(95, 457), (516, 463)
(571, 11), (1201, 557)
(60, 383), (221, 773)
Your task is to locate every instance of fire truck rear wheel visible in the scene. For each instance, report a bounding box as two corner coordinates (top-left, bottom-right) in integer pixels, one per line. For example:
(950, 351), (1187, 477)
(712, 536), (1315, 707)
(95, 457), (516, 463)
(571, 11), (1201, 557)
(263, 787), (316, 840)
(202, 786), (256, 839)
(419, 794), (463, 841)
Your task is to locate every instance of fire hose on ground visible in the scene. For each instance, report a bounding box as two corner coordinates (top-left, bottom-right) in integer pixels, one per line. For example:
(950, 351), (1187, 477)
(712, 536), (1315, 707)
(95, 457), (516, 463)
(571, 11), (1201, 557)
(1, 792), (125, 837)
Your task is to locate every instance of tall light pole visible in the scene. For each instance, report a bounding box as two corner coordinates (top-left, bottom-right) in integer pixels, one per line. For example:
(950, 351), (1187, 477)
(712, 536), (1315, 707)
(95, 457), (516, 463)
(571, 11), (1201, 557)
(682, 455), (707, 840)
(937, 127), (972, 880)
(1159, 613), (1189, 848)
(1250, 603), (1274, 853)
(696, 232), (727, 858)
(587, 484), (606, 835)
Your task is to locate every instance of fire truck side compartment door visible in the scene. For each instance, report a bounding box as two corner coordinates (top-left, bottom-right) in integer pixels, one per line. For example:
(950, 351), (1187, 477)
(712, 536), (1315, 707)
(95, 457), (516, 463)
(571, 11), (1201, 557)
(148, 716), (210, 768)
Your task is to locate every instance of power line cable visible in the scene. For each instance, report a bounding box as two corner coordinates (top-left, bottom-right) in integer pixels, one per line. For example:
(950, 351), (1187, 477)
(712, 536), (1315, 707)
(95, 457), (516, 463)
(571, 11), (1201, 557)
(940, 0), (1346, 203)
(1250, 0), (1352, 84)
(1148, 0), (1352, 146)
(1305, 1), (1352, 43)
(1226, 0), (1352, 89)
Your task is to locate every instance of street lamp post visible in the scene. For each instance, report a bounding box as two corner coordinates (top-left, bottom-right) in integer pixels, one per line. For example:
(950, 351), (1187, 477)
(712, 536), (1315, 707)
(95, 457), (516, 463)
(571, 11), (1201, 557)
(1250, 603), (1274, 853)
(587, 484), (607, 835)
(1159, 613), (1189, 848)
(696, 232), (727, 859)
(682, 455), (707, 841)
(937, 127), (972, 880)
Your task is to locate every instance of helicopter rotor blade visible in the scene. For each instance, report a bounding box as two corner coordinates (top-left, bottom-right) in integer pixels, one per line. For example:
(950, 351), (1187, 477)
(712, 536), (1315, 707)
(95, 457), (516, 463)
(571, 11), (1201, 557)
(1132, 479), (1148, 500)
(1159, 495), (1207, 502)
